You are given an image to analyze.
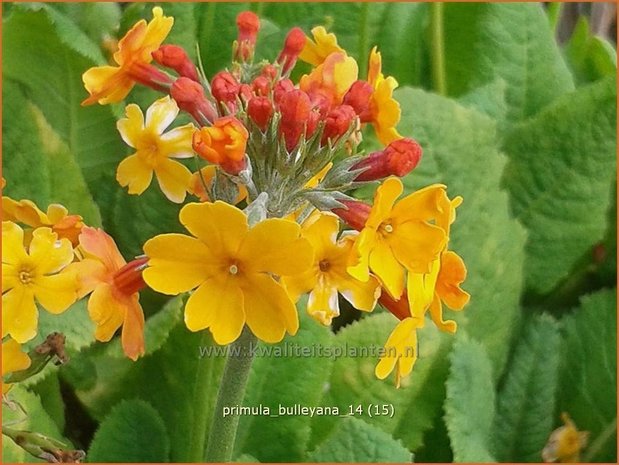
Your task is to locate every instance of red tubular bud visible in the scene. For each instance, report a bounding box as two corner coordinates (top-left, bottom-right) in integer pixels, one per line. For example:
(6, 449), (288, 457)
(113, 257), (149, 296)
(235, 11), (260, 62)
(343, 80), (373, 122)
(252, 75), (271, 97)
(379, 290), (411, 320)
(352, 138), (422, 182)
(128, 62), (173, 92)
(277, 27), (306, 74)
(332, 199), (371, 231)
(278, 89), (311, 151)
(211, 71), (241, 105)
(322, 105), (356, 145)
(274, 79), (295, 106)
(247, 96), (274, 131)
(306, 109), (321, 139)
(238, 84), (253, 103)
(171, 77), (217, 124)
(261, 64), (278, 80)
(152, 45), (199, 82)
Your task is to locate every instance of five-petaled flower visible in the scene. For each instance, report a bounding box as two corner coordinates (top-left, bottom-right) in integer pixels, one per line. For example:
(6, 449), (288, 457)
(143, 201), (314, 345)
(116, 96), (195, 203)
(284, 212), (380, 325)
(2, 222), (78, 343)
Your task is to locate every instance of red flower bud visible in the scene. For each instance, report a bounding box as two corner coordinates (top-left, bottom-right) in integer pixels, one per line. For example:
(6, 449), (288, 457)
(127, 62), (173, 93)
(152, 45), (199, 82)
(343, 80), (373, 122)
(247, 96), (274, 131)
(379, 290), (411, 320)
(352, 138), (422, 182)
(171, 77), (217, 124)
(235, 11), (260, 62)
(306, 109), (321, 139)
(277, 27), (306, 75)
(278, 89), (311, 151)
(238, 84), (253, 102)
(252, 75), (271, 97)
(113, 257), (149, 297)
(261, 64), (278, 80)
(274, 79), (295, 106)
(211, 71), (241, 105)
(322, 105), (356, 145)
(332, 199), (371, 231)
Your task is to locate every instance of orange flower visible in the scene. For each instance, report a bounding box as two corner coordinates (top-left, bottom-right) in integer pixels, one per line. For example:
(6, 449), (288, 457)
(299, 52), (358, 108)
(67, 227), (146, 361)
(193, 117), (249, 175)
(82, 7), (173, 105)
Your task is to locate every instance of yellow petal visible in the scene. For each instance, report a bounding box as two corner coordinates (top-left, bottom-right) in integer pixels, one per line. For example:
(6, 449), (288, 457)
(65, 258), (108, 298)
(88, 283), (125, 342)
(28, 228), (74, 275)
(391, 184), (449, 224)
(367, 177), (403, 229)
(369, 239), (405, 299)
(82, 65), (134, 105)
(154, 158), (192, 204)
(2, 339), (31, 376)
(335, 270), (380, 312)
(143, 233), (217, 294)
(33, 272), (78, 314)
(243, 273), (299, 343)
(367, 46), (382, 87)
(184, 276), (245, 345)
(282, 268), (318, 302)
(299, 26), (344, 66)
(160, 123), (196, 158)
(301, 212), (340, 252)
(2, 198), (49, 228)
(116, 154), (154, 195)
(406, 258), (440, 318)
(121, 294), (146, 361)
(141, 7), (174, 60)
(2, 286), (38, 343)
(375, 317), (420, 382)
(2, 221), (28, 265)
(389, 221), (446, 273)
(2, 263), (19, 293)
(347, 228), (374, 282)
(428, 295), (457, 334)
(179, 201), (248, 256)
(240, 218), (314, 276)
(306, 277), (339, 326)
(145, 96), (179, 134)
(117, 103), (145, 148)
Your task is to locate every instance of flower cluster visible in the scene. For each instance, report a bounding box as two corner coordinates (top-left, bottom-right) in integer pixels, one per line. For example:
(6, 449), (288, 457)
(5, 7), (471, 387)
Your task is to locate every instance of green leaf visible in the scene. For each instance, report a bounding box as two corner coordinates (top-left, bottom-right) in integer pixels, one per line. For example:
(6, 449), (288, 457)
(444, 334), (496, 462)
(30, 374), (67, 433)
(557, 289), (617, 462)
(502, 77), (617, 295)
(493, 315), (561, 462)
(397, 86), (526, 374)
(234, 309), (335, 462)
(49, 3), (121, 46)
(310, 313), (452, 454)
(87, 399), (170, 462)
(308, 417), (411, 462)
(442, 3), (574, 123)
(33, 300), (96, 353)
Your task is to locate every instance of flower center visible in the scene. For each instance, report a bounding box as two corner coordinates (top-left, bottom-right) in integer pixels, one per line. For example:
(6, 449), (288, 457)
(318, 259), (331, 272)
(379, 222), (394, 235)
(229, 264), (239, 275)
(18, 269), (33, 285)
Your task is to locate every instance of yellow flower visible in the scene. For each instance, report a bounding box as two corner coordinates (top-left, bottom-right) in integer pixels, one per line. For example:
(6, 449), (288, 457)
(542, 413), (589, 463)
(82, 7), (173, 105)
(283, 213), (380, 325)
(2, 197), (84, 246)
(143, 201), (314, 344)
(300, 52), (358, 106)
(299, 26), (345, 66)
(67, 227), (146, 361)
(116, 96), (195, 203)
(348, 177), (447, 300)
(375, 317), (422, 388)
(2, 338), (31, 393)
(2, 222), (78, 343)
(367, 47), (402, 145)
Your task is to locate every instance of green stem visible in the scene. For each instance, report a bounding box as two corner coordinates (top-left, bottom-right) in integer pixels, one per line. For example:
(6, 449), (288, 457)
(582, 418), (617, 462)
(358, 2), (370, 76)
(204, 328), (257, 462)
(430, 2), (447, 95)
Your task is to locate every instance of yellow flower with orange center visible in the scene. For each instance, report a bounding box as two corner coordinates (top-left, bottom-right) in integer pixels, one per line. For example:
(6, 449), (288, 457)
(116, 96), (195, 203)
(348, 177), (447, 300)
(67, 227), (146, 361)
(300, 52), (358, 107)
(367, 47), (402, 145)
(2, 222), (78, 343)
(283, 212), (380, 325)
(192, 117), (249, 175)
(299, 26), (345, 66)
(82, 7), (173, 105)
(1, 338), (31, 393)
(143, 201), (314, 344)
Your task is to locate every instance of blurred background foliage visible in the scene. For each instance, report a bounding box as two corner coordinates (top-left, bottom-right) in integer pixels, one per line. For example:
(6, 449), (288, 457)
(2, 2), (617, 463)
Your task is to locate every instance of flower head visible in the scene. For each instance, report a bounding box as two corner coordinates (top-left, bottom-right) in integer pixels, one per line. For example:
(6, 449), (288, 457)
(67, 227), (146, 360)
(2, 338), (31, 393)
(299, 26), (345, 66)
(193, 117), (249, 175)
(82, 7), (173, 105)
(116, 96), (195, 203)
(283, 213), (380, 325)
(542, 413), (589, 463)
(2, 222), (78, 343)
(143, 201), (314, 344)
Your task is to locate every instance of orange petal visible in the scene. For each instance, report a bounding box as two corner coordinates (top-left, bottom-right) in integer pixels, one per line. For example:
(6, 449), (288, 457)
(121, 295), (146, 361)
(88, 283), (124, 342)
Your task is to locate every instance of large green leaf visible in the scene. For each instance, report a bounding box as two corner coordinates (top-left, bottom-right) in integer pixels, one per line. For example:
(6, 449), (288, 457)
(442, 3), (574, 123)
(308, 417), (411, 462)
(557, 289), (617, 462)
(444, 334), (496, 462)
(493, 315), (561, 462)
(502, 77), (617, 295)
(234, 310), (335, 462)
(87, 399), (170, 462)
(397, 86), (526, 374)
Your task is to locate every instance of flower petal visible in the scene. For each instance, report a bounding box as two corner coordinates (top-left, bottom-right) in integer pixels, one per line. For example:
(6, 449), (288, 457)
(367, 177), (403, 228)
(2, 222), (28, 265)
(154, 158), (192, 203)
(2, 286), (38, 343)
(116, 154), (153, 195)
(121, 295), (146, 361)
(335, 270), (381, 312)
(369, 239), (405, 299)
(240, 218), (314, 276)
(117, 103), (145, 148)
(428, 295), (457, 334)
(306, 277), (339, 325)
(65, 258), (109, 298)
(28, 228), (74, 275)
(78, 227), (126, 272)
(2, 263), (19, 293)
(301, 212), (340, 251)
(375, 317), (420, 386)
(145, 96), (179, 134)
(347, 229), (374, 282)
(88, 283), (124, 341)
(184, 276), (245, 345)
(32, 272), (78, 314)
(2, 339), (31, 376)
(160, 123), (196, 158)
(143, 233), (217, 295)
(179, 201), (248, 257)
(282, 268), (318, 302)
(436, 250), (470, 310)
(391, 184), (449, 224)
(390, 221), (446, 273)
(82, 65), (134, 105)
(243, 273), (299, 343)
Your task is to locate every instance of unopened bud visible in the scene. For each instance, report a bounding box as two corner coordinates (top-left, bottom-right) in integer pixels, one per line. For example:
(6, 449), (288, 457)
(128, 62), (173, 93)
(322, 105), (356, 145)
(332, 199), (371, 231)
(235, 11), (260, 62)
(274, 78), (295, 106)
(352, 138), (422, 182)
(211, 71), (241, 105)
(171, 77), (217, 124)
(278, 89), (311, 151)
(261, 64), (278, 80)
(247, 96), (274, 131)
(252, 75), (271, 97)
(152, 45), (199, 81)
(277, 27), (306, 75)
(343, 80), (373, 122)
